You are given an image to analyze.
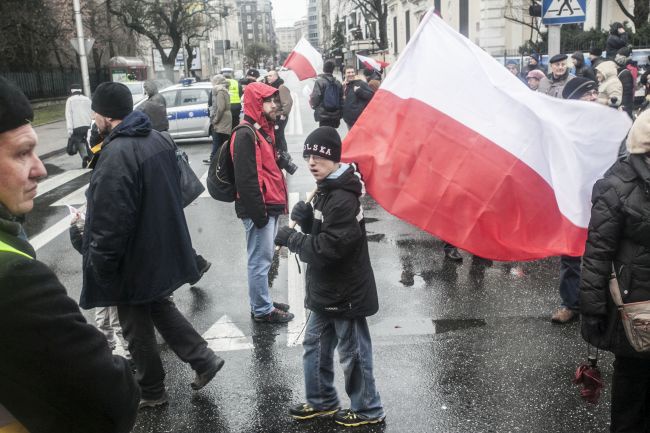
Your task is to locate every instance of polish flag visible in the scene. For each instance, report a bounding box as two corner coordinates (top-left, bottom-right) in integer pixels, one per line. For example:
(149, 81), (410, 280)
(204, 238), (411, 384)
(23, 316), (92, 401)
(282, 38), (323, 81)
(356, 53), (389, 72)
(342, 11), (632, 261)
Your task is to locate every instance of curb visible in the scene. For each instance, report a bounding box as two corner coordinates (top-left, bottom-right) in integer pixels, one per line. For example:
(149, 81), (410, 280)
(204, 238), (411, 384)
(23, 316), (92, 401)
(39, 147), (67, 161)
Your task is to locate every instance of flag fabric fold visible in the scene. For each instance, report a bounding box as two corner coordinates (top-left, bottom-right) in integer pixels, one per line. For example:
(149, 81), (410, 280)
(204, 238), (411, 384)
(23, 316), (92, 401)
(356, 53), (389, 72)
(342, 10), (632, 261)
(282, 38), (323, 81)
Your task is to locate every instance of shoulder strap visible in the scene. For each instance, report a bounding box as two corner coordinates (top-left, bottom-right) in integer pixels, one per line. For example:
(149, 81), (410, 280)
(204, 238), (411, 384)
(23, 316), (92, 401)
(0, 240), (33, 260)
(232, 124), (260, 145)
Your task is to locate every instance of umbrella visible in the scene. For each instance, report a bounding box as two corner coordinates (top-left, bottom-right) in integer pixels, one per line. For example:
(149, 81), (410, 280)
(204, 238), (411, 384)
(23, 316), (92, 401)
(572, 353), (604, 405)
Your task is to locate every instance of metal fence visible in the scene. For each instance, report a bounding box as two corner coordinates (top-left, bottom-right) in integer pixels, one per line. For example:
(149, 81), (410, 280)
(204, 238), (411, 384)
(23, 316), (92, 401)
(0, 67), (110, 100)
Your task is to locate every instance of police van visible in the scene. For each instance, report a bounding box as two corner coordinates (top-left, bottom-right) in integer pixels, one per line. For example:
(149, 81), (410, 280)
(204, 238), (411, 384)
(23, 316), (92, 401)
(135, 80), (211, 140)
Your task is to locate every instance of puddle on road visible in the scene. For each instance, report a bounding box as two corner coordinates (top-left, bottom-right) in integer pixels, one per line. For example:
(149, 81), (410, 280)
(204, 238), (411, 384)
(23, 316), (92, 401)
(433, 318), (487, 334)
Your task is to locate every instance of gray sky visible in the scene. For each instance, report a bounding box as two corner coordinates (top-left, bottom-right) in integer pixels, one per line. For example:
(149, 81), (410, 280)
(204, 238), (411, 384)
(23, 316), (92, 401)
(271, 0), (307, 28)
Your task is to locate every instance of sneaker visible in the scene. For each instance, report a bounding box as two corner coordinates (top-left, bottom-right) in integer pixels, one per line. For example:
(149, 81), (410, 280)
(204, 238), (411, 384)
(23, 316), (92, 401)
(551, 307), (578, 324)
(189, 255), (212, 285)
(250, 302), (290, 318)
(334, 409), (385, 427)
(289, 402), (339, 420)
(444, 247), (463, 262)
(138, 391), (169, 409)
(191, 356), (225, 390)
(253, 308), (295, 323)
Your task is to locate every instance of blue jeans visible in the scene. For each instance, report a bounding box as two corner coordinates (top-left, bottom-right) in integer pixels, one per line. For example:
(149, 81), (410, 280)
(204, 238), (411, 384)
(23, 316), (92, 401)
(303, 311), (384, 418)
(242, 216), (278, 316)
(559, 255), (581, 310)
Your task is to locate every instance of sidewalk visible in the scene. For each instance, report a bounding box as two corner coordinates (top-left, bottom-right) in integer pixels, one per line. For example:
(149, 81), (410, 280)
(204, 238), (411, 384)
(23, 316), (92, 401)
(35, 120), (67, 159)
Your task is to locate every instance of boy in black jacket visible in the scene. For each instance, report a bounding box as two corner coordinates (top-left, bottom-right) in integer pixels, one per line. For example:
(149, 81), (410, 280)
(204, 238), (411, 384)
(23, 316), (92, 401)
(274, 127), (385, 427)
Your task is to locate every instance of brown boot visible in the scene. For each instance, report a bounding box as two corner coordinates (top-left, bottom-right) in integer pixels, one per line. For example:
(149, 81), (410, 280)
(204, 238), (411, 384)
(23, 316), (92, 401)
(551, 307), (577, 324)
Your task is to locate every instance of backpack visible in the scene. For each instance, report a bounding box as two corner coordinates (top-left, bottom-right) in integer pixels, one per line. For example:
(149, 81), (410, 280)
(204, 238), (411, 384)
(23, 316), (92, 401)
(206, 124), (258, 202)
(322, 78), (340, 111)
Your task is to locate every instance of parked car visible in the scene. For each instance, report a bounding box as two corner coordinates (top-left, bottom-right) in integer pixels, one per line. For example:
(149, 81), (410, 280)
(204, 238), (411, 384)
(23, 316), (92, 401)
(134, 81), (211, 140)
(122, 81), (146, 105)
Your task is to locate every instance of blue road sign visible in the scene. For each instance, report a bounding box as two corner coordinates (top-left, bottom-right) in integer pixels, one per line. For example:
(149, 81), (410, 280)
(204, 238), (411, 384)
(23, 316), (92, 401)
(542, 0), (586, 25)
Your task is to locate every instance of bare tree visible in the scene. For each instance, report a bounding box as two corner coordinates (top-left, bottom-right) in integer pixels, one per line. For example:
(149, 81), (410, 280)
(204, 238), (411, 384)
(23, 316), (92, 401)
(343, 0), (388, 50)
(614, 0), (650, 30)
(504, 0), (545, 49)
(108, 0), (220, 79)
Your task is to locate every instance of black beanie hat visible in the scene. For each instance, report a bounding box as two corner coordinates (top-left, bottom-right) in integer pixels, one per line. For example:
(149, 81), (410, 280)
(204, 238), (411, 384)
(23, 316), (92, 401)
(303, 126), (341, 162)
(0, 77), (33, 133)
(589, 47), (603, 56)
(91, 82), (133, 119)
(562, 77), (598, 100)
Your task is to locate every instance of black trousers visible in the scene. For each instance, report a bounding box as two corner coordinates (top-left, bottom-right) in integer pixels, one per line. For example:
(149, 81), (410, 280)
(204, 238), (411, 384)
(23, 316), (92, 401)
(231, 106), (241, 129)
(611, 356), (650, 432)
(274, 116), (288, 153)
(117, 297), (216, 399)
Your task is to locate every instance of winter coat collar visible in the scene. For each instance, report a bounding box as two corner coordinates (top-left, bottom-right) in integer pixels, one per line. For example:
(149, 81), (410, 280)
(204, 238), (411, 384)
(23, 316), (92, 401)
(318, 163), (363, 197)
(629, 154), (650, 192)
(0, 204), (24, 238)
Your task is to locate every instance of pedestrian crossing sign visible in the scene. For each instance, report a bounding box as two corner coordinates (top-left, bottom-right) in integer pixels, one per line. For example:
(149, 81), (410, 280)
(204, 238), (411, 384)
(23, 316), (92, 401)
(542, 0), (586, 25)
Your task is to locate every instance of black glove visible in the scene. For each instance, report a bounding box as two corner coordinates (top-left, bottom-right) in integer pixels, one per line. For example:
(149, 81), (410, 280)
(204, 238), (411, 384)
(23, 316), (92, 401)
(275, 226), (296, 247)
(291, 201), (314, 228)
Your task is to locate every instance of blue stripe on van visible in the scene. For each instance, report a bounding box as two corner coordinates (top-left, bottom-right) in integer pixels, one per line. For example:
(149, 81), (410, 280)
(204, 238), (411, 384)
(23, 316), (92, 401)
(175, 109), (209, 120)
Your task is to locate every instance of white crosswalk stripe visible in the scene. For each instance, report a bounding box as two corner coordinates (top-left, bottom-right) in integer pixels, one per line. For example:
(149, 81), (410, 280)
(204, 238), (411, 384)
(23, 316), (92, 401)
(50, 185), (88, 207)
(36, 169), (90, 198)
(203, 315), (254, 352)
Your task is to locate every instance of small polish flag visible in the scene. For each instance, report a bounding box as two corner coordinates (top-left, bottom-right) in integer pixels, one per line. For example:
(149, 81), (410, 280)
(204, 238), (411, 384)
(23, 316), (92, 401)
(356, 53), (389, 72)
(342, 10), (632, 261)
(282, 38), (323, 81)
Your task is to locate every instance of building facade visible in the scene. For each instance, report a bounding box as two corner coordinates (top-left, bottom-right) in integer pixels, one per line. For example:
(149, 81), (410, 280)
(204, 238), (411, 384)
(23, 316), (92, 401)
(276, 26), (299, 54)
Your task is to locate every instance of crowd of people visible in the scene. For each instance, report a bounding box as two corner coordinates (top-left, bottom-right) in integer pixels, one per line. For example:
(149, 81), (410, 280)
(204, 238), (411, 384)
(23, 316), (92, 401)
(4, 35), (650, 431)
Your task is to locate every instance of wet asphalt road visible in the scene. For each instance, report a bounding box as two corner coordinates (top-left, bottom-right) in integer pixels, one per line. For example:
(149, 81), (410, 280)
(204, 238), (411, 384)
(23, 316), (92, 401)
(29, 78), (614, 433)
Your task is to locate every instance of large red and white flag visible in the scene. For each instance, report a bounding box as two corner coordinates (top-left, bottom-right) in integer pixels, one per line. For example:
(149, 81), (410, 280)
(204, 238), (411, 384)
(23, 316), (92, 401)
(356, 53), (389, 72)
(282, 38), (323, 80)
(342, 11), (632, 261)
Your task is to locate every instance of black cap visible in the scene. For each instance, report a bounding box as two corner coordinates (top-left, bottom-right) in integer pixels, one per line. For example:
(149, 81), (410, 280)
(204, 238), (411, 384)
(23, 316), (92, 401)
(91, 82), (133, 120)
(589, 47), (603, 56)
(549, 53), (568, 64)
(0, 77), (33, 134)
(617, 46), (631, 57)
(303, 127), (341, 163)
(562, 77), (598, 100)
(246, 69), (260, 78)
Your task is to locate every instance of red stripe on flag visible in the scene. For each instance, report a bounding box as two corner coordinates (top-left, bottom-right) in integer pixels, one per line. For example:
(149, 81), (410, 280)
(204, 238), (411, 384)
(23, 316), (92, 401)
(343, 90), (586, 261)
(282, 51), (317, 80)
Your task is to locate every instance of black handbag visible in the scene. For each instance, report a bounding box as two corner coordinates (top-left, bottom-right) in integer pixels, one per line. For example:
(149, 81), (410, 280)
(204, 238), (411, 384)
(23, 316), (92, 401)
(160, 132), (205, 207)
(66, 136), (77, 155)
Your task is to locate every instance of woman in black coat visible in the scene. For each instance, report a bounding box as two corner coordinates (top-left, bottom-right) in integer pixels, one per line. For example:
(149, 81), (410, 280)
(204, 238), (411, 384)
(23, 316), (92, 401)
(580, 109), (650, 432)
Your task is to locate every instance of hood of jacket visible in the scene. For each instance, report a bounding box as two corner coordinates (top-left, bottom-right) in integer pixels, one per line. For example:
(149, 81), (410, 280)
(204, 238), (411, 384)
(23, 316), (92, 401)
(105, 110), (151, 146)
(242, 81), (278, 136)
(318, 163), (363, 196)
(211, 74), (228, 88)
(596, 60), (619, 81)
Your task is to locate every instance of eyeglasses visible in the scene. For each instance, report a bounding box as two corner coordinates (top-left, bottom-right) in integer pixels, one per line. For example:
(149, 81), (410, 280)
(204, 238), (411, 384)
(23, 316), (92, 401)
(303, 155), (326, 162)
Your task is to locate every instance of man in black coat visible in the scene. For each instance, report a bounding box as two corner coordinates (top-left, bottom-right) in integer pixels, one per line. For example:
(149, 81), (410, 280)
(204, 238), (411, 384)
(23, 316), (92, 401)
(310, 60), (344, 128)
(0, 77), (140, 433)
(606, 22), (628, 60)
(614, 47), (635, 118)
(83, 82), (224, 408)
(275, 127), (385, 427)
(137, 80), (169, 132)
(342, 67), (374, 129)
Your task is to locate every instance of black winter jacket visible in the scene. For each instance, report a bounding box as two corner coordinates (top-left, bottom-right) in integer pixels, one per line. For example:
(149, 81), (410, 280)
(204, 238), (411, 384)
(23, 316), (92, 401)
(80, 111), (199, 308)
(287, 164), (378, 318)
(342, 79), (374, 127)
(606, 33), (628, 59)
(617, 66), (635, 117)
(580, 155), (650, 359)
(0, 208), (139, 433)
(310, 74), (344, 122)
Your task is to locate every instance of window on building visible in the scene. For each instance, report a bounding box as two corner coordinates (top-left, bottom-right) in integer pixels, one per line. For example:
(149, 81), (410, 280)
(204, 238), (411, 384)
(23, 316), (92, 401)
(459, 0), (469, 37)
(405, 10), (410, 43)
(247, 23), (252, 29)
(393, 16), (398, 55)
(247, 15), (252, 22)
(245, 5), (251, 12)
(248, 32), (253, 40)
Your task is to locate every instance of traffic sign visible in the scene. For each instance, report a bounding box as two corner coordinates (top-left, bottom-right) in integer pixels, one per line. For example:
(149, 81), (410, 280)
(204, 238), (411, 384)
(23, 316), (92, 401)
(542, 0), (586, 25)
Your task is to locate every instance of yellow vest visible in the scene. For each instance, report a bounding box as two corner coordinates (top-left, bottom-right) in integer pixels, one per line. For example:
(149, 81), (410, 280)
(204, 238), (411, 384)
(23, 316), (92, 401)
(228, 79), (241, 105)
(0, 240), (33, 260)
